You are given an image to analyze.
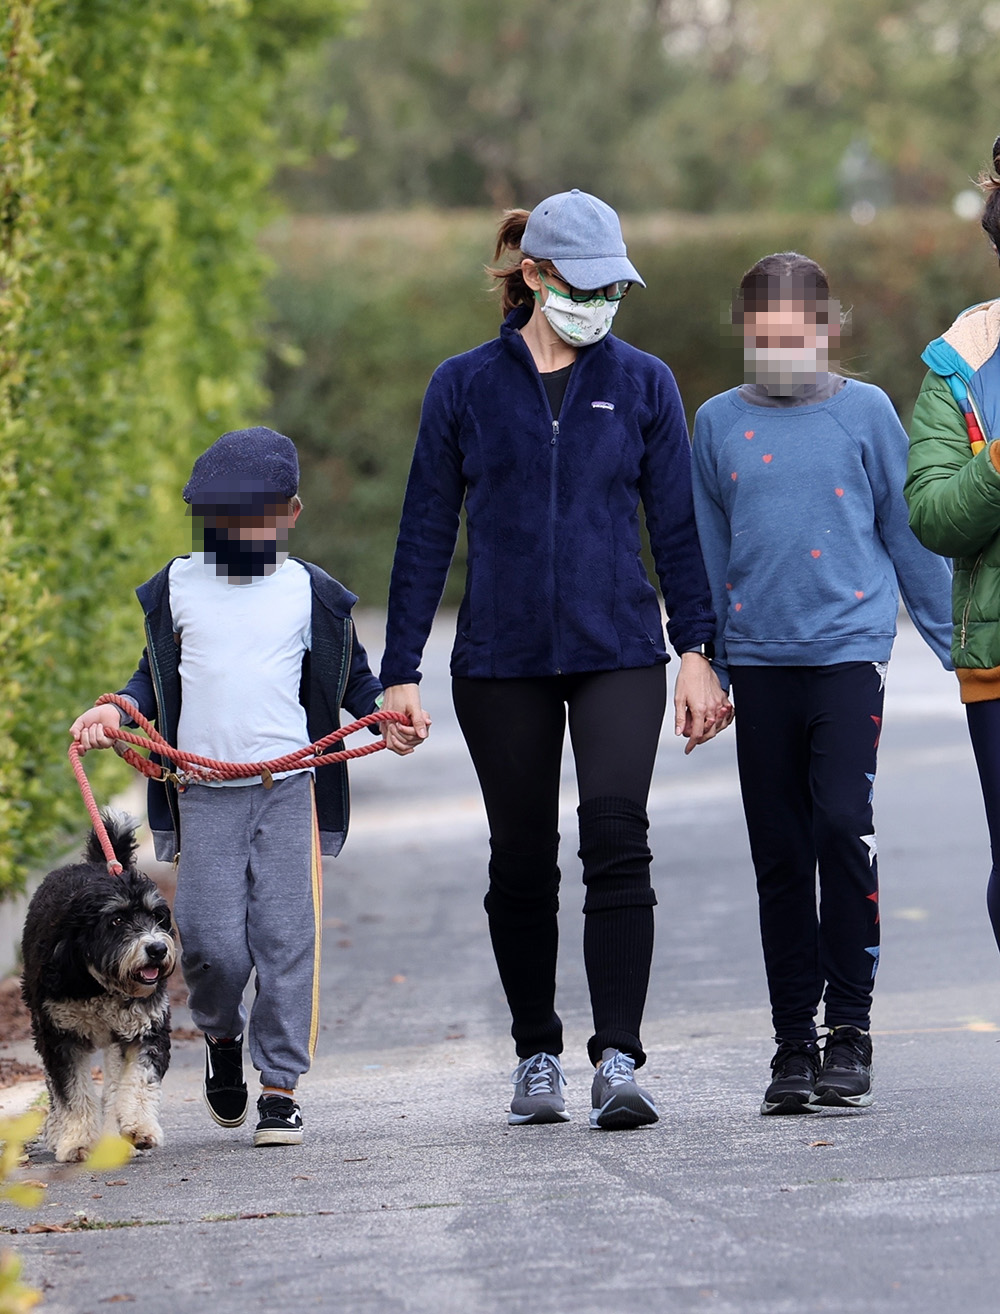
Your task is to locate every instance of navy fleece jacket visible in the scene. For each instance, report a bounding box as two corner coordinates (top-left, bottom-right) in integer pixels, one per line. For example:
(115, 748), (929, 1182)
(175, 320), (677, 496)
(380, 307), (715, 686)
(690, 380), (954, 680)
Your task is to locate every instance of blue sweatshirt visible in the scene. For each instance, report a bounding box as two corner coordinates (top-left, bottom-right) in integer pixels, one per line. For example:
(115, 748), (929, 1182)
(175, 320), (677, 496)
(691, 379), (954, 680)
(380, 307), (715, 686)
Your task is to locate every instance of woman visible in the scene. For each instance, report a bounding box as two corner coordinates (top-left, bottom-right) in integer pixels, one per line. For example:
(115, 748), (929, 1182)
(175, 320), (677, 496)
(379, 189), (730, 1129)
(692, 253), (953, 1115)
(906, 138), (1000, 979)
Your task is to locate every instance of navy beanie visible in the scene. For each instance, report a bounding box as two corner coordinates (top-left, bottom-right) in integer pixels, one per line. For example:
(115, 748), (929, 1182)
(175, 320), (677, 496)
(184, 427), (299, 510)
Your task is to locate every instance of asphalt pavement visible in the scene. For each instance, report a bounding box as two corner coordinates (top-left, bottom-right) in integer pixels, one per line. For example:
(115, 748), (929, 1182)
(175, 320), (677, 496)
(4, 614), (1000, 1313)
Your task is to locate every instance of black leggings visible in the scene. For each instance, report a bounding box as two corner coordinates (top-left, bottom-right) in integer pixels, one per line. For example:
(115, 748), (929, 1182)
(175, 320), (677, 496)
(731, 663), (884, 1041)
(964, 700), (1000, 952)
(452, 665), (667, 1066)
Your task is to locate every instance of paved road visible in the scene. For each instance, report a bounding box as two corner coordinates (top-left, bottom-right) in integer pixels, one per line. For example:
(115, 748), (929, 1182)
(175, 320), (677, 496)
(5, 615), (1000, 1313)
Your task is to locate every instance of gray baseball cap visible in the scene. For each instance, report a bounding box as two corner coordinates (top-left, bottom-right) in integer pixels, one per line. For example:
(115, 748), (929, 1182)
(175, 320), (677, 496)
(521, 189), (645, 291)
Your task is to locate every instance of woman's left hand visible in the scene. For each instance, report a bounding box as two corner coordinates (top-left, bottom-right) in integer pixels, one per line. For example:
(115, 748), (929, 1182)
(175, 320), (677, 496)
(673, 652), (734, 755)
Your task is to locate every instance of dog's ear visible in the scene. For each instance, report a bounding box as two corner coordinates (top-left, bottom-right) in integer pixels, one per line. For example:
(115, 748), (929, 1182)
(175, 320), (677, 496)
(42, 936), (89, 996)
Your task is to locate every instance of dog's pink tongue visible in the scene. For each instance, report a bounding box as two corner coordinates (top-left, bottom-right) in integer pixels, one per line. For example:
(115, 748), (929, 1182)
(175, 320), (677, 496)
(140, 967), (160, 983)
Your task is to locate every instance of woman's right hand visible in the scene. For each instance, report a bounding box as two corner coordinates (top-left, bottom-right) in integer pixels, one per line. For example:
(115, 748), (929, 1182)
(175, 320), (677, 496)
(380, 684), (431, 756)
(70, 705), (123, 753)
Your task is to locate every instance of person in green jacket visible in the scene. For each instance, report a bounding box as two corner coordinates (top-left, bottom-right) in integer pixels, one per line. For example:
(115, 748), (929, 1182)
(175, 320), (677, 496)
(905, 134), (1000, 956)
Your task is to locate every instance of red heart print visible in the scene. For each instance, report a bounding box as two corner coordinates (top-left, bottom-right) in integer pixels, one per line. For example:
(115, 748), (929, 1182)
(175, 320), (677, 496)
(744, 430), (754, 439)
(835, 488), (844, 497)
(811, 550), (822, 558)
(734, 602), (742, 611)
(855, 590), (864, 599)
(731, 471), (738, 481)
(725, 582), (733, 591)
(762, 454), (773, 463)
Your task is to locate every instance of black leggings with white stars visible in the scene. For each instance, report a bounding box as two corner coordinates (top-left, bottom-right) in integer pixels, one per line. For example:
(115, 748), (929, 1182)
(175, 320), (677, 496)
(731, 661), (885, 1041)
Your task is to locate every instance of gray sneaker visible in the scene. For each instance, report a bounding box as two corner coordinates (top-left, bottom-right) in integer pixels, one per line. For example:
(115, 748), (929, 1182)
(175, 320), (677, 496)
(508, 1052), (570, 1125)
(590, 1049), (659, 1129)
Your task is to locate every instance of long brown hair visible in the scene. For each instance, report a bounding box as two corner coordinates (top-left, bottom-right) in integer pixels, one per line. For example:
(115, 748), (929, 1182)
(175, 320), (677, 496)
(486, 209), (558, 316)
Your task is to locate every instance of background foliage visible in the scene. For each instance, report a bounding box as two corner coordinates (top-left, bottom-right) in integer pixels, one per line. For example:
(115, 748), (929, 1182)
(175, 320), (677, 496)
(279, 0), (1000, 214)
(264, 207), (994, 606)
(0, 0), (348, 894)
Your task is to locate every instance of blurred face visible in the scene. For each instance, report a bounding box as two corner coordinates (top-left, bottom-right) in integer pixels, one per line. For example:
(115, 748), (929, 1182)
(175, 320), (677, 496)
(742, 303), (826, 351)
(206, 502), (300, 541)
(741, 299), (838, 395)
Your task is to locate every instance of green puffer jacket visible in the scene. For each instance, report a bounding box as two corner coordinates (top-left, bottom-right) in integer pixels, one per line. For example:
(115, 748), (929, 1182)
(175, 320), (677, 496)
(906, 369), (1000, 677)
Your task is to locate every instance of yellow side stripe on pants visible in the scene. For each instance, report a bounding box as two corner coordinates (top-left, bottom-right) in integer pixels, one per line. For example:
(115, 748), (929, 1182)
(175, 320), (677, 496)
(308, 779), (323, 1058)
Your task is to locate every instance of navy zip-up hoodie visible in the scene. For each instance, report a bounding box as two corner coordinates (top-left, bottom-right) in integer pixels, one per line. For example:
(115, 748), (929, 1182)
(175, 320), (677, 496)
(380, 307), (715, 686)
(116, 557), (382, 862)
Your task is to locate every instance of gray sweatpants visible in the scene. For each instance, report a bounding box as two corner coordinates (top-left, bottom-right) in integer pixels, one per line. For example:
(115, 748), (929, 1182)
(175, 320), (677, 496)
(173, 773), (321, 1090)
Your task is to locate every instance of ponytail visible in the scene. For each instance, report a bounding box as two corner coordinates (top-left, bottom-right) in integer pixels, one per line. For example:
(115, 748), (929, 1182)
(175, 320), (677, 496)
(486, 208), (553, 317)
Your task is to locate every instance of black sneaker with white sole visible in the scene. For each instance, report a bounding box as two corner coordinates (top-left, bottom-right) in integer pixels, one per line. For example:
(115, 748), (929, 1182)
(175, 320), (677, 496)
(761, 1038), (820, 1115)
(204, 1035), (248, 1127)
(812, 1026), (873, 1108)
(253, 1094), (304, 1146)
(590, 1049), (658, 1130)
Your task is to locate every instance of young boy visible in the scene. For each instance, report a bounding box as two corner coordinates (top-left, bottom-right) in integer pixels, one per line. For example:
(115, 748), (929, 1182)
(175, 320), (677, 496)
(71, 427), (417, 1145)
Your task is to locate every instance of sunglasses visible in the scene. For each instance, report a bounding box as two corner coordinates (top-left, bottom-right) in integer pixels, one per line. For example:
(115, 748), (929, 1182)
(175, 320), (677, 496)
(539, 275), (632, 305)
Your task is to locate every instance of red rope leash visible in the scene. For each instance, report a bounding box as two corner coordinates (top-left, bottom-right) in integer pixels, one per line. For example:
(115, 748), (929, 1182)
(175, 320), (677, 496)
(69, 693), (410, 875)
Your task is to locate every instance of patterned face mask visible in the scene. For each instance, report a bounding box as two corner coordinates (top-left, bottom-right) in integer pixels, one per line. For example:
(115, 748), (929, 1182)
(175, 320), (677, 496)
(536, 285), (620, 347)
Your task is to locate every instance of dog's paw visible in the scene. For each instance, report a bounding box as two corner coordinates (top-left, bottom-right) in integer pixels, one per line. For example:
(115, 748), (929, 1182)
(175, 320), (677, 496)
(53, 1137), (94, 1164)
(121, 1121), (164, 1151)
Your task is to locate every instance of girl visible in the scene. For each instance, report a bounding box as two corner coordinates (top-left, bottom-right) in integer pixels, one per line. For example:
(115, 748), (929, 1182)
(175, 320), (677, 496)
(691, 253), (953, 1114)
(380, 190), (731, 1128)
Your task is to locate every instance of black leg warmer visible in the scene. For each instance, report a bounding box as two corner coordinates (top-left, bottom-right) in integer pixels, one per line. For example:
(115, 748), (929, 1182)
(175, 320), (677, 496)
(579, 796), (656, 1067)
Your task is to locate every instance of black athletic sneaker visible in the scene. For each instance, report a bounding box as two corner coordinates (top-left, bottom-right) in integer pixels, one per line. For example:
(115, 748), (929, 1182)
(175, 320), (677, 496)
(761, 1038), (821, 1115)
(812, 1026), (874, 1108)
(253, 1094), (304, 1146)
(204, 1035), (248, 1127)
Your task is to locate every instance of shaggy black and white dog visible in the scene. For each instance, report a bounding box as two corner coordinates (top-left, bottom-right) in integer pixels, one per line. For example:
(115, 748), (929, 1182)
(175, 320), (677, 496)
(21, 812), (175, 1162)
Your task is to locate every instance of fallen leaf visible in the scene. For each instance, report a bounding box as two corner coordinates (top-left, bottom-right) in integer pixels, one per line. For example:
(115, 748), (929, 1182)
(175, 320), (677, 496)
(292, 1175), (312, 1181)
(807, 1140), (833, 1148)
(343, 1157), (368, 1163)
(101, 1296), (136, 1303)
(391, 975), (406, 984)
(105, 1180), (127, 1187)
(25, 1223), (73, 1234)
(445, 1033), (465, 1040)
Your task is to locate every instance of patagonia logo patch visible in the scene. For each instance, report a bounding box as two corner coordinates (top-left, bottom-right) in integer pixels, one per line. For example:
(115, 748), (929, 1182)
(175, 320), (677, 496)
(591, 400), (615, 411)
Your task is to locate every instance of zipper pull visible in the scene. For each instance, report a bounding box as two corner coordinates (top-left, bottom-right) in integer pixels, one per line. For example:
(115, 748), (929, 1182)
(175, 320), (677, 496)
(551, 419), (559, 446)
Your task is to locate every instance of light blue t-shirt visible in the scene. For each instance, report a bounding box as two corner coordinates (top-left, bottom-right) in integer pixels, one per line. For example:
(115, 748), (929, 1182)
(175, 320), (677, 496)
(691, 379), (953, 679)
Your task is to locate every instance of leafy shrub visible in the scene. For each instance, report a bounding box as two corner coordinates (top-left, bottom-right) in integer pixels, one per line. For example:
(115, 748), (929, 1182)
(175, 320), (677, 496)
(0, 1), (347, 895)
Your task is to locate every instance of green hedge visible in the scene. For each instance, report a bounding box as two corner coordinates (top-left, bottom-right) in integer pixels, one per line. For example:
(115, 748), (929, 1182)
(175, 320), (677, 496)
(264, 208), (993, 607)
(0, 1), (346, 896)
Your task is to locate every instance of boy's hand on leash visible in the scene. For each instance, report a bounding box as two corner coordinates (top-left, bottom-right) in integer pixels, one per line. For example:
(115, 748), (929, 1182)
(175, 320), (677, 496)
(70, 704), (123, 753)
(380, 684), (431, 756)
(674, 653), (733, 755)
